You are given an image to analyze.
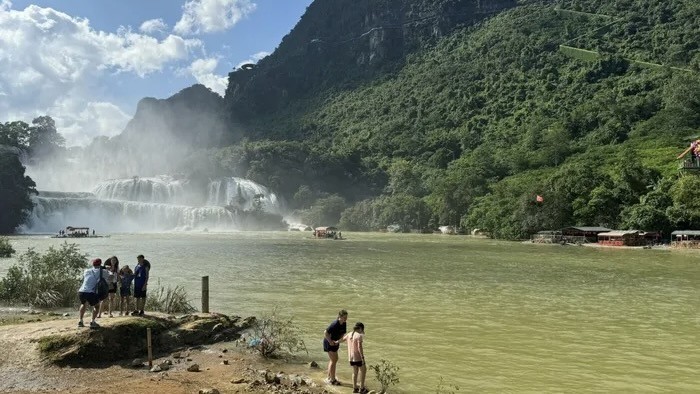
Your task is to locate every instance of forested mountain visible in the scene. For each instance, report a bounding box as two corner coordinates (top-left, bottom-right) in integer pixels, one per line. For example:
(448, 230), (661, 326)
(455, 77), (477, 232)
(206, 0), (699, 237)
(2, 0), (699, 237)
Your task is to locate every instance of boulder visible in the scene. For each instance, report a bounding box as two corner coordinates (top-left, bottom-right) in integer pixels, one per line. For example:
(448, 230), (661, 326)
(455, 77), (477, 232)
(131, 358), (144, 368)
(187, 363), (200, 372)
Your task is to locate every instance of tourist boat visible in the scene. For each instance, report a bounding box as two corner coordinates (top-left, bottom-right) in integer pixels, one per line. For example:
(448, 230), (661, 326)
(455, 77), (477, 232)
(52, 226), (106, 238)
(313, 226), (343, 239)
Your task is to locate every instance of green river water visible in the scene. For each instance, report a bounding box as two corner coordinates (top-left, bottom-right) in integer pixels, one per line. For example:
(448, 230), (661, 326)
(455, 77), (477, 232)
(1, 232), (698, 392)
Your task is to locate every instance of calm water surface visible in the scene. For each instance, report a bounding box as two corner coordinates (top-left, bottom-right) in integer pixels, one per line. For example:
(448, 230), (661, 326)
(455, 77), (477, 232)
(1, 232), (699, 392)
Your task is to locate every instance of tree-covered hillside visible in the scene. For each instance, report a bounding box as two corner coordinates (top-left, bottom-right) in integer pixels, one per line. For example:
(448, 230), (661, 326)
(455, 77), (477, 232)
(213, 0), (699, 237)
(3, 0), (698, 237)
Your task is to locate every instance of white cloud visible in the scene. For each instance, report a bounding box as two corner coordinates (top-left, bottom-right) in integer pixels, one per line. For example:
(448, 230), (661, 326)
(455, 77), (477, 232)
(174, 0), (256, 36)
(188, 57), (227, 96)
(235, 51), (269, 69)
(139, 18), (168, 34)
(0, 3), (205, 146)
(54, 101), (131, 146)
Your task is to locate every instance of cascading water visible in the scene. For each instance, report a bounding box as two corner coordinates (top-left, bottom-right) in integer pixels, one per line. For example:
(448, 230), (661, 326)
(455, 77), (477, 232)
(25, 177), (285, 233)
(206, 177), (283, 215)
(92, 176), (189, 204)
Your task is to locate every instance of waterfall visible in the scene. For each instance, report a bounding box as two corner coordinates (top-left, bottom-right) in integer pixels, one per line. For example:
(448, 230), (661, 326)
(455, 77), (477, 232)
(24, 176), (285, 233)
(206, 177), (284, 215)
(92, 176), (189, 204)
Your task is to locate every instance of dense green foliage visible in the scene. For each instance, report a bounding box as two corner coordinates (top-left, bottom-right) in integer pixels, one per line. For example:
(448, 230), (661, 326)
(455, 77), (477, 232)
(0, 116), (65, 234)
(0, 237), (14, 258)
(0, 243), (87, 307)
(212, 0), (699, 237)
(3, 1), (699, 238)
(0, 147), (37, 234)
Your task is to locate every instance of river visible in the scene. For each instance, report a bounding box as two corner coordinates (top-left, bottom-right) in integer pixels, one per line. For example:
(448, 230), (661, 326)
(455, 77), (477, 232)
(1, 232), (698, 392)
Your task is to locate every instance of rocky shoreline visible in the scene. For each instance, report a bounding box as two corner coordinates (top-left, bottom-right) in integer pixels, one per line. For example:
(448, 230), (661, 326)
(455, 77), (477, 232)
(0, 311), (360, 394)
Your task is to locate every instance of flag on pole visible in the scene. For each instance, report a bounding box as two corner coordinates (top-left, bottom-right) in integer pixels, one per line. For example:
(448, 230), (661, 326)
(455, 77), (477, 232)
(536, 195), (544, 203)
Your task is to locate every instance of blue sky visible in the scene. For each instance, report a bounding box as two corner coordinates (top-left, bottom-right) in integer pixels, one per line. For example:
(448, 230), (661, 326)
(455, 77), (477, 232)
(0, 0), (313, 145)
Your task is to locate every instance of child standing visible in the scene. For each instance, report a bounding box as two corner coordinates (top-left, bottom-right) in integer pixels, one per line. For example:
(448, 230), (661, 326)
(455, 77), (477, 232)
(342, 322), (367, 394)
(118, 265), (134, 316)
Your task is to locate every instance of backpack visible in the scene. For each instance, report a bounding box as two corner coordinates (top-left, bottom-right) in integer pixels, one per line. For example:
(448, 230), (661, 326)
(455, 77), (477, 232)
(94, 266), (109, 301)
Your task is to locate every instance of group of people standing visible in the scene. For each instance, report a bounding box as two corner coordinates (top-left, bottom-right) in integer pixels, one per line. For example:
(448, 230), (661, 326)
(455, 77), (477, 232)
(323, 309), (368, 394)
(77, 254), (151, 328)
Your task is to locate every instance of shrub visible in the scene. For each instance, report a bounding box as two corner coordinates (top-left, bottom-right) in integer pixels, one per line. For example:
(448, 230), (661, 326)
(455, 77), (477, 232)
(370, 359), (400, 393)
(0, 237), (14, 257)
(0, 242), (86, 307)
(249, 307), (308, 358)
(145, 281), (197, 314)
(436, 376), (460, 393)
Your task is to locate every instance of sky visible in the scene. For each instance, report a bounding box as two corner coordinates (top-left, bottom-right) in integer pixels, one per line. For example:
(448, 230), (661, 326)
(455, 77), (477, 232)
(0, 0), (313, 146)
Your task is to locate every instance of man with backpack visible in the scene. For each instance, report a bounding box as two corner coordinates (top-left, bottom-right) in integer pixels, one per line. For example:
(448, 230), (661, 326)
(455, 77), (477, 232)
(77, 258), (111, 328)
(132, 254), (150, 316)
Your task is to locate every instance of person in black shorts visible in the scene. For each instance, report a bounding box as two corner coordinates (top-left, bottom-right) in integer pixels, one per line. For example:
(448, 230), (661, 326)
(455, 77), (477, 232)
(323, 309), (348, 385)
(77, 258), (110, 328)
(132, 255), (150, 316)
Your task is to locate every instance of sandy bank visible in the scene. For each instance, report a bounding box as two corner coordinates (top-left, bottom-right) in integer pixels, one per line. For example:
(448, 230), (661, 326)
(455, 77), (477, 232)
(0, 312), (355, 394)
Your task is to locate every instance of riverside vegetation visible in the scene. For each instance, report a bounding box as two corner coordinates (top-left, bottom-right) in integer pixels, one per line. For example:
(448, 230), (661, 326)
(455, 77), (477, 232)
(0, 237), (14, 258)
(0, 242), (196, 313)
(1, 0), (699, 238)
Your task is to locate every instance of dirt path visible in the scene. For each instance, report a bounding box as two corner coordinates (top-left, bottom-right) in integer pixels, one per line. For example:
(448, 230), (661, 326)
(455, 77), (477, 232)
(0, 315), (352, 394)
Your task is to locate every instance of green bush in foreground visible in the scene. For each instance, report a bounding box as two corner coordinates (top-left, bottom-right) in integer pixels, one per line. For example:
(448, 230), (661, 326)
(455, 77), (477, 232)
(250, 307), (308, 359)
(144, 282), (197, 314)
(370, 359), (400, 393)
(0, 242), (86, 307)
(0, 237), (14, 257)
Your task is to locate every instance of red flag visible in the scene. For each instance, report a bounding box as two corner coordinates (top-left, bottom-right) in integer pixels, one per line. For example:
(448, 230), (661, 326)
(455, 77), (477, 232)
(536, 195), (544, 203)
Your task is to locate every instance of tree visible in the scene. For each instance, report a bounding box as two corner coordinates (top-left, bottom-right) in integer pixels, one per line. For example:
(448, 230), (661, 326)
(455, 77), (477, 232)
(0, 148), (37, 233)
(28, 116), (65, 158)
(0, 121), (31, 150)
(300, 195), (346, 227)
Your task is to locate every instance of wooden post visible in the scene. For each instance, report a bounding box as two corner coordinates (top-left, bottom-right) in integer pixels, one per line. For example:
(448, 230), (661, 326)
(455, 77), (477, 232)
(201, 276), (209, 313)
(147, 327), (153, 368)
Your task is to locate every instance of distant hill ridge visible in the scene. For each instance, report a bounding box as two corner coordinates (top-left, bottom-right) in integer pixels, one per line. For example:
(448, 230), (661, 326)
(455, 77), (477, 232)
(103, 0), (699, 238)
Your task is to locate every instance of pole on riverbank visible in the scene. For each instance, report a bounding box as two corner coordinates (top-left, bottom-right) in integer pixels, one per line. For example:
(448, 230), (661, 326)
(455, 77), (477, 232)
(147, 327), (153, 368)
(202, 276), (209, 313)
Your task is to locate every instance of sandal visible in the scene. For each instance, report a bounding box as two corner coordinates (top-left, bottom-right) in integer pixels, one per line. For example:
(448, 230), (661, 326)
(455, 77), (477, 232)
(331, 379), (342, 386)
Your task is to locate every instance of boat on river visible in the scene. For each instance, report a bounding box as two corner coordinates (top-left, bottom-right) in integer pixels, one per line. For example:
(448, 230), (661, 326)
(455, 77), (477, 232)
(51, 226), (108, 238)
(313, 226), (343, 239)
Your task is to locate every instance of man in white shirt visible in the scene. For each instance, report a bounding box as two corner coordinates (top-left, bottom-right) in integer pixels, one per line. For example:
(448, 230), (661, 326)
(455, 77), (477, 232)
(77, 258), (111, 328)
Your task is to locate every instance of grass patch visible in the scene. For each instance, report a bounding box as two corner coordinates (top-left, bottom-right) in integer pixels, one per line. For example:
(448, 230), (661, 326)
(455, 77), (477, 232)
(145, 282), (197, 314)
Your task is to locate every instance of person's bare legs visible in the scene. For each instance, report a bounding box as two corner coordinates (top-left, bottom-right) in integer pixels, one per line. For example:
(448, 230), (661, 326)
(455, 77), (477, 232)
(359, 364), (367, 390)
(91, 305), (99, 322)
(327, 351), (338, 381)
(352, 365), (359, 389)
(96, 301), (103, 318)
(120, 296), (129, 315)
(79, 301), (87, 322)
(107, 293), (114, 317)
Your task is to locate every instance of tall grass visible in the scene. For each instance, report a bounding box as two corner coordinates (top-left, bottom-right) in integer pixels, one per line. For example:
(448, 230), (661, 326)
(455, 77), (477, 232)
(144, 281), (196, 314)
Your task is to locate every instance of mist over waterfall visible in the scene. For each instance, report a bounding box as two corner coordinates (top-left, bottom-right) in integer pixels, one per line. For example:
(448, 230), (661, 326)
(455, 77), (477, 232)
(25, 177), (286, 233)
(207, 178), (283, 215)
